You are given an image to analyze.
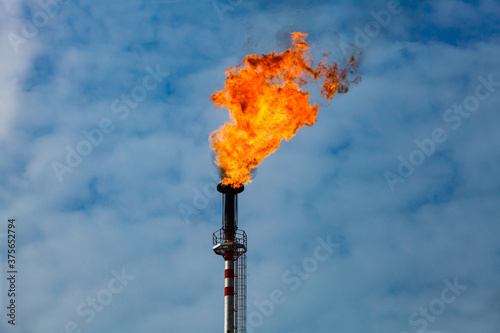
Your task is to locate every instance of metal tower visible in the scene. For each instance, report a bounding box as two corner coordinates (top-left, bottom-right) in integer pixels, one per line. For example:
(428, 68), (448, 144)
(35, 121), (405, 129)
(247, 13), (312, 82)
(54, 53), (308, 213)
(213, 184), (247, 333)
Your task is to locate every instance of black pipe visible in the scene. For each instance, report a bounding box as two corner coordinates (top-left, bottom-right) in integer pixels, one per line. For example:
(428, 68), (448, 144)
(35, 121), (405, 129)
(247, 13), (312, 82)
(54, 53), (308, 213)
(217, 183), (244, 237)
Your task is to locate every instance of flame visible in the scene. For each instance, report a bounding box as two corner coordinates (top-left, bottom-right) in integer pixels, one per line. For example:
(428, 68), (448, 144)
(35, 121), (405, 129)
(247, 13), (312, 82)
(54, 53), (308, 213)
(210, 32), (360, 188)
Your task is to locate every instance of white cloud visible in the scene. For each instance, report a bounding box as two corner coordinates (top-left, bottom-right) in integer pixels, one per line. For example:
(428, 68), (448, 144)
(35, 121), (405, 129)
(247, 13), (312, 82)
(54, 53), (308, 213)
(1, 1), (499, 332)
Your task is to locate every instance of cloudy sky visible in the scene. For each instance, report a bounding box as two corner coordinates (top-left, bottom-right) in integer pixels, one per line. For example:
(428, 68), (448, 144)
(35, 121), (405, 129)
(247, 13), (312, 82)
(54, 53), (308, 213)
(1, 0), (499, 332)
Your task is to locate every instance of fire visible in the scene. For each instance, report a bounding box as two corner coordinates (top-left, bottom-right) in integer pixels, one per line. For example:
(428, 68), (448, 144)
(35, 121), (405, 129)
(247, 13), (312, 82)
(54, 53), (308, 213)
(210, 32), (360, 188)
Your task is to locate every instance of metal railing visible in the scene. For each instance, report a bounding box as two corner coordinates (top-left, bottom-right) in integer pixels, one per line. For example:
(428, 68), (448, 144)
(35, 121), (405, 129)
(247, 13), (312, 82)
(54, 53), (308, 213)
(212, 229), (247, 257)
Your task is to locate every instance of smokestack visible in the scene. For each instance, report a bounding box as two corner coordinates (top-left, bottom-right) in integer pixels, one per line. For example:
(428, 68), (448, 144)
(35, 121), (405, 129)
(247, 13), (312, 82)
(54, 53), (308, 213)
(213, 184), (247, 333)
(218, 183), (243, 236)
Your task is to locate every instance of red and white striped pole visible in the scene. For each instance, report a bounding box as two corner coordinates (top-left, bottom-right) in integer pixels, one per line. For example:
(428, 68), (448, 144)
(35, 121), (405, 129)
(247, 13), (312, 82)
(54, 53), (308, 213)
(224, 251), (235, 333)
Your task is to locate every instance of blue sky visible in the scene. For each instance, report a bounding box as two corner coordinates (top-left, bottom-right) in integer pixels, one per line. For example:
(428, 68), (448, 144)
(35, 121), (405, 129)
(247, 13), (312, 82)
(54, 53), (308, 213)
(1, 0), (499, 332)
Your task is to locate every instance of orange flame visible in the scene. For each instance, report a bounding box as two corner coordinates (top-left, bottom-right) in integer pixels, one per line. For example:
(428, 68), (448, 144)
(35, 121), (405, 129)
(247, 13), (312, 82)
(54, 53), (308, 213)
(210, 32), (360, 188)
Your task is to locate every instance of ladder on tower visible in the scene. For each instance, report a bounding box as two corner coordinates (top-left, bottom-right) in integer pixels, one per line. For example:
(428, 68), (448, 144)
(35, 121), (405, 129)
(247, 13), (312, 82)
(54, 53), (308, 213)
(234, 253), (247, 333)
